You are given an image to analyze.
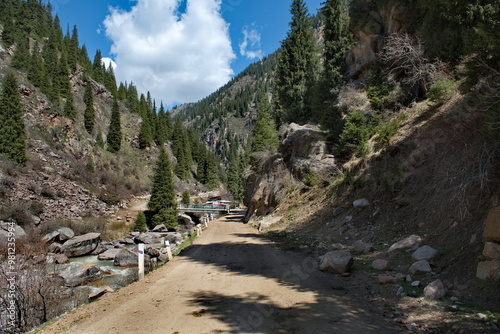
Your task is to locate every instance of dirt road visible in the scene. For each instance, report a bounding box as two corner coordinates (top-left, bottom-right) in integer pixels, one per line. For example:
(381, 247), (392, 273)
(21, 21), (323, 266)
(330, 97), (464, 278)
(38, 211), (401, 334)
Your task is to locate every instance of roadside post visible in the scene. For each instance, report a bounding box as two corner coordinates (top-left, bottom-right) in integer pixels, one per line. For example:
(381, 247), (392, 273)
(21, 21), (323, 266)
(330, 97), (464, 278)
(164, 240), (173, 261)
(138, 243), (145, 281)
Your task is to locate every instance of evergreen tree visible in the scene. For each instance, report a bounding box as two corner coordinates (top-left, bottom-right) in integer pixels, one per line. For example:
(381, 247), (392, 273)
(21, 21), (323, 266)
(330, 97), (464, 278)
(104, 64), (117, 95)
(227, 152), (244, 201)
(55, 51), (71, 98)
(172, 117), (192, 179)
(314, 0), (354, 134)
(0, 73), (27, 164)
(11, 35), (30, 70)
(83, 82), (95, 133)
(107, 98), (122, 153)
(63, 91), (77, 120)
(138, 116), (153, 149)
(148, 148), (178, 228)
(181, 191), (190, 205)
(92, 49), (104, 83)
(133, 211), (148, 232)
(251, 93), (279, 154)
(155, 103), (169, 146)
(275, 0), (319, 125)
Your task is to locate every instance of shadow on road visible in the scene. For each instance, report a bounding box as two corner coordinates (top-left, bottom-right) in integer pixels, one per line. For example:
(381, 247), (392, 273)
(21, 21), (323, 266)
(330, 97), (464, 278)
(180, 212), (401, 333)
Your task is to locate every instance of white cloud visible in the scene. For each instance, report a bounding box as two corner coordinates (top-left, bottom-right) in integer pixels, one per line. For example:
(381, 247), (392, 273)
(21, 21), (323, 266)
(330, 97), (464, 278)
(104, 0), (235, 106)
(239, 24), (264, 60)
(101, 57), (117, 70)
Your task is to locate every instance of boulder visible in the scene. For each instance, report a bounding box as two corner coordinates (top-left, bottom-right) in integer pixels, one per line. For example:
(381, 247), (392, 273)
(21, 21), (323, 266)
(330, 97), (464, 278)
(319, 250), (353, 274)
(353, 199), (370, 209)
(378, 274), (399, 284)
(152, 224), (168, 232)
(114, 249), (138, 267)
(412, 245), (439, 261)
(146, 247), (161, 258)
(0, 222), (26, 240)
(371, 259), (391, 271)
(61, 233), (101, 258)
(57, 227), (75, 242)
(54, 254), (69, 264)
(179, 214), (195, 226)
(388, 235), (422, 253)
(43, 230), (61, 243)
(424, 279), (447, 300)
(483, 242), (500, 261)
(92, 244), (111, 255)
(48, 242), (62, 254)
(119, 238), (135, 245)
(353, 240), (374, 254)
(165, 233), (184, 244)
(58, 263), (101, 287)
(484, 207), (500, 242)
(89, 286), (114, 301)
(409, 260), (432, 275)
(476, 260), (500, 280)
(333, 208), (346, 217)
(98, 248), (122, 261)
(135, 233), (159, 244)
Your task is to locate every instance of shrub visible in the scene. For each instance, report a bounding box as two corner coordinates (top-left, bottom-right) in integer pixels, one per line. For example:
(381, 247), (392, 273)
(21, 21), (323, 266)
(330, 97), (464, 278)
(427, 79), (456, 104)
(29, 201), (44, 215)
(133, 211), (148, 232)
(40, 185), (57, 199)
(356, 141), (370, 157)
(181, 190), (190, 204)
(340, 111), (378, 157)
(376, 120), (400, 146)
(304, 171), (319, 187)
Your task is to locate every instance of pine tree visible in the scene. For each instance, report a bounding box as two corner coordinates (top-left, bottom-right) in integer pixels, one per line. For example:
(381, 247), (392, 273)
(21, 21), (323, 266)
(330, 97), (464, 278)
(0, 73), (27, 164)
(138, 117), (153, 149)
(181, 191), (190, 205)
(275, 0), (319, 125)
(148, 148), (178, 228)
(83, 82), (95, 133)
(133, 211), (148, 232)
(92, 49), (104, 83)
(172, 117), (192, 179)
(154, 103), (169, 146)
(11, 35), (30, 70)
(314, 0), (354, 134)
(107, 98), (122, 153)
(251, 93), (279, 154)
(63, 91), (77, 120)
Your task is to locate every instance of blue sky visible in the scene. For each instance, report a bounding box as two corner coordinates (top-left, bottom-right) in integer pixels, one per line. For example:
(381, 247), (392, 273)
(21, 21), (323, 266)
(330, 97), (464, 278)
(47, 0), (323, 107)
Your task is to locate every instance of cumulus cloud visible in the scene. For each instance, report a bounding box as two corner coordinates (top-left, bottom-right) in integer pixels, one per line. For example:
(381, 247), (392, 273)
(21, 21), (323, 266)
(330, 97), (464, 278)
(239, 24), (264, 60)
(104, 0), (235, 106)
(101, 57), (117, 70)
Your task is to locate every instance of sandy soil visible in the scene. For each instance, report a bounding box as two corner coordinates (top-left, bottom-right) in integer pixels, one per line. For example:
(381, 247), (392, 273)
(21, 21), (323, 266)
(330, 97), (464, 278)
(37, 211), (403, 334)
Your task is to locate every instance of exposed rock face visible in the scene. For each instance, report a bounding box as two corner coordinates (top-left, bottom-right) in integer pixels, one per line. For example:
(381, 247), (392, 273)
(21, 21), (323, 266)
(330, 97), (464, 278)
(424, 280), (447, 300)
(280, 124), (339, 182)
(244, 124), (340, 222)
(483, 242), (500, 261)
(61, 233), (101, 258)
(388, 235), (422, 253)
(319, 250), (353, 274)
(58, 263), (102, 287)
(347, 0), (416, 80)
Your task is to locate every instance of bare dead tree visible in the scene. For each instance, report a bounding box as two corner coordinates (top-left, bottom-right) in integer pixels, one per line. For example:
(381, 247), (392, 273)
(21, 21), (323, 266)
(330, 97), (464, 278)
(380, 33), (444, 93)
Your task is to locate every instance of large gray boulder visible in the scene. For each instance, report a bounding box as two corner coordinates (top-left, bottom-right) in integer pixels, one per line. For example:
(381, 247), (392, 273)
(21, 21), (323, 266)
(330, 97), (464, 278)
(58, 263), (101, 287)
(178, 213), (195, 226)
(409, 260), (432, 275)
(0, 221), (26, 242)
(319, 250), (353, 274)
(61, 233), (101, 258)
(353, 240), (374, 254)
(57, 227), (75, 242)
(412, 245), (439, 261)
(135, 233), (159, 244)
(388, 235), (422, 253)
(424, 279), (447, 300)
(114, 249), (138, 267)
(98, 248), (122, 261)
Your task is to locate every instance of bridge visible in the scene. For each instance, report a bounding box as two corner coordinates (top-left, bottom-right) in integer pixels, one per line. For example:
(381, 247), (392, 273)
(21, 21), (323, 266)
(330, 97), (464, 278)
(178, 204), (233, 215)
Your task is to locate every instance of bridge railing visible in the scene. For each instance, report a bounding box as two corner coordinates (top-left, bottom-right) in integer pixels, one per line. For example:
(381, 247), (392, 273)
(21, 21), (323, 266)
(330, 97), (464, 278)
(178, 204), (232, 211)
